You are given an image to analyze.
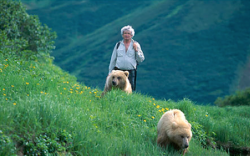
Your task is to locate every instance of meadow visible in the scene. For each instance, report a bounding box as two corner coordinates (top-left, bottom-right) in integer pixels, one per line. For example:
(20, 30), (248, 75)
(1, 52), (250, 155)
(1, 1), (249, 155)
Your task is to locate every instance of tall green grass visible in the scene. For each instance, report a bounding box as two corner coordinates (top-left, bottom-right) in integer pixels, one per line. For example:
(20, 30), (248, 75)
(1, 54), (245, 155)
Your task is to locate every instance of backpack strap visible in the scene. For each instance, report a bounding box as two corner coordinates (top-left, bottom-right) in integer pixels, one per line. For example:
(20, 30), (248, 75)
(116, 41), (121, 49)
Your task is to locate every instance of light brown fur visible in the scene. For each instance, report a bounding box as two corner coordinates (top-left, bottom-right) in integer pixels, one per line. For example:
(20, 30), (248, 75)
(101, 70), (132, 97)
(157, 109), (192, 155)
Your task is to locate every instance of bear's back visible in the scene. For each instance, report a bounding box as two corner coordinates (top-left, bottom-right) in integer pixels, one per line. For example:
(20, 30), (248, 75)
(157, 109), (188, 132)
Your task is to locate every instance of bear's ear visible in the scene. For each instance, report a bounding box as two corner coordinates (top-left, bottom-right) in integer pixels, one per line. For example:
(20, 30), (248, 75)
(124, 71), (129, 77)
(172, 122), (178, 129)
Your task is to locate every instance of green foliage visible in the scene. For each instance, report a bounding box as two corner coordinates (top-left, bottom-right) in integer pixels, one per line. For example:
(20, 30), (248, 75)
(0, 130), (16, 156)
(215, 88), (250, 107)
(0, 0), (56, 61)
(20, 131), (72, 155)
(190, 122), (216, 148)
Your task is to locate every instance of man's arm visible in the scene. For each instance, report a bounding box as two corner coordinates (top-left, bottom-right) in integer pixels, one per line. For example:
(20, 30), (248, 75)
(108, 44), (118, 73)
(133, 42), (145, 63)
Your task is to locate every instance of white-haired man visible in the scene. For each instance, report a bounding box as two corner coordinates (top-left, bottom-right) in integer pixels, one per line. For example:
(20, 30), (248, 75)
(108, 25), (145, 91)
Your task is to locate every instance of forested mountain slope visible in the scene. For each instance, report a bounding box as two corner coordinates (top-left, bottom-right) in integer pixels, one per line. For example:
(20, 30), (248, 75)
(22, 0), (250, 104)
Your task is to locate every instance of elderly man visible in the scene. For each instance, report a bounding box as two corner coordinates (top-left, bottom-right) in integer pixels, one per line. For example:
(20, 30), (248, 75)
(108, 25), (145, 91)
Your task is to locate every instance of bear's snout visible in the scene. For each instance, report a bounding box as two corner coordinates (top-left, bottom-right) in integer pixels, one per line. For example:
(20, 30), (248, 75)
(182, 137), (189, 149)
(112, 80), (117, 86)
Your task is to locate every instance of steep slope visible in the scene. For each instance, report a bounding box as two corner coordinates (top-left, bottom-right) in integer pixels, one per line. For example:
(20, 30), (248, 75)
(23, 0), (250, 104)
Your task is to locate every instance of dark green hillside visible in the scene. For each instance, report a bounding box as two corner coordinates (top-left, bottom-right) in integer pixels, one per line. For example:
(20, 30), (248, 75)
(22, 0), (250, 104)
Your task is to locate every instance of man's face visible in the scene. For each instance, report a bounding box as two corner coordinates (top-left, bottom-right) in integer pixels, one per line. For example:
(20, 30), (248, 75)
(122, 30), (133, 40)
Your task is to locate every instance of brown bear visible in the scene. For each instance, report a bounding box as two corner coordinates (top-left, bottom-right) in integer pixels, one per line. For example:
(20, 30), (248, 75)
(157, 109), (192, 155)
(101, 70), (132, 97)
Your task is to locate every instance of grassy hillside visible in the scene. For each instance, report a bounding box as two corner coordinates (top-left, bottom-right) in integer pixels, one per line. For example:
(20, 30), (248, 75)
(1, 53), (235, 156)
(1, 41), (250, 155)
(21, 0), (250, 105)
(1, 1), (250, 155)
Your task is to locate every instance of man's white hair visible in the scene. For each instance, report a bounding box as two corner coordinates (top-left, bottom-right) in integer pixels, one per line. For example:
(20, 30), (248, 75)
(121, 25), (135, 36)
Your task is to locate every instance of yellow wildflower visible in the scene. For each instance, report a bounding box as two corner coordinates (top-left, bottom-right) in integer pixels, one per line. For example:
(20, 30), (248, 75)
(144, 120), (146, 122)
(11, 85), (14, 87)
(26, 82), (29, 85)
(13, 103), (16, 105)
(138, 115), (141, 117)
(152, 116), (155, 119)
(156, 105), (160, 108)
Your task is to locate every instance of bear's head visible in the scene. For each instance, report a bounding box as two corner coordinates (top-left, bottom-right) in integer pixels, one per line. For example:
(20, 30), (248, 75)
(108, 70), (129, 90)
(170, 122), (192, 150)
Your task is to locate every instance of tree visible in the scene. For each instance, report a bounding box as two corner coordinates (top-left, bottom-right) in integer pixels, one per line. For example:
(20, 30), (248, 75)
(0, 0), (57, 60)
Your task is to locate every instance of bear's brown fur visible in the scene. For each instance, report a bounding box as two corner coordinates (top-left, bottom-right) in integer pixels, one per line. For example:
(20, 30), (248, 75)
(101, 70), (132, 97)
(157, 109), (192, 155)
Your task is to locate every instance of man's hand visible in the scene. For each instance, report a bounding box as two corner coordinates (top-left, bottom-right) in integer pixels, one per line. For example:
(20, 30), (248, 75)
(133, 42), (138, 52)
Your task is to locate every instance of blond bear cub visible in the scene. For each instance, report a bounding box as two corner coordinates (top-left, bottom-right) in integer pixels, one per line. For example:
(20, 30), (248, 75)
(101, 70), (132, 97)
(157, 109), (192, 155)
